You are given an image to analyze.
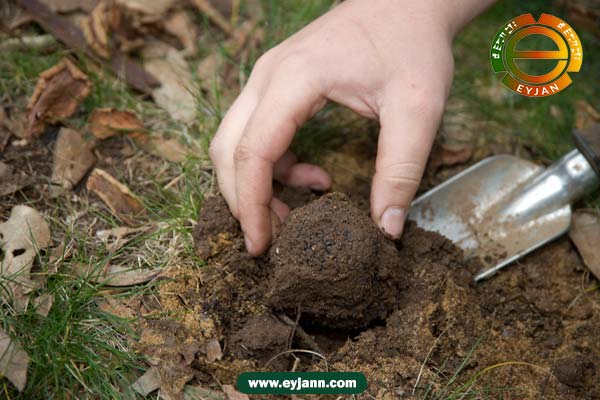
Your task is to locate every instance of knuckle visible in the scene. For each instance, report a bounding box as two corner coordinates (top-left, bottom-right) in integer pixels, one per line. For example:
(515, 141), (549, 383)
(208, 138), (224, 163)
(377, 161), (423, 190)
(233, 143), (254, 164)
(404, 85), (446, 118)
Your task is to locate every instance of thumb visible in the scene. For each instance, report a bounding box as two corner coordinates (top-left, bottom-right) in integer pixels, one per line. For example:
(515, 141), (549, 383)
(371, 96), (444, 238)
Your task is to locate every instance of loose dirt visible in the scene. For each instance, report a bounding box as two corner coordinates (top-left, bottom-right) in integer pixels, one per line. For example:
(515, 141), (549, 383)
(138, 187), (600, 399)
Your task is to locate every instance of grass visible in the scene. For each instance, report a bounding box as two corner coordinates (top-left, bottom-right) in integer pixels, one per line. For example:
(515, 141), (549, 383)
(0, 0), (599, 398)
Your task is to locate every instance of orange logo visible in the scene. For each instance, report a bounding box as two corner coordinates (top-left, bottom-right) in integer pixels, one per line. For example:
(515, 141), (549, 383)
(490, 14), (583, 97)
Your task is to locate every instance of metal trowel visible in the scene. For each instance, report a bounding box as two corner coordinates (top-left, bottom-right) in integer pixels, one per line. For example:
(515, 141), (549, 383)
(408, 124), (600, 282)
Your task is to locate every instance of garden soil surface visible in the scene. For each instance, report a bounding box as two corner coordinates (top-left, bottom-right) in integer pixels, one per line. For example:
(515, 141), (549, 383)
(139, 181), (600, 399)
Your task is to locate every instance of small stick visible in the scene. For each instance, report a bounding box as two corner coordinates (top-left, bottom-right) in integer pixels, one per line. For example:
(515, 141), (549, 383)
(279, 314), (323, 355)
(191, 0), (233, 35)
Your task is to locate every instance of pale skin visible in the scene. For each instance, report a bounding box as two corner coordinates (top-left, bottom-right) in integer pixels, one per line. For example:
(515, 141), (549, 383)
(210, 0), (496, 256)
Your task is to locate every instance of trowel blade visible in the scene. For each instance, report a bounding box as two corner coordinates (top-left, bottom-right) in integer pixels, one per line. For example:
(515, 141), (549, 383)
(408, 155), (572, 281)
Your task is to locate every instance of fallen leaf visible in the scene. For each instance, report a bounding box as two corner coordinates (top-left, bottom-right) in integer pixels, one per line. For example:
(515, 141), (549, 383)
(0, 329), (30, 392)
(96, 225), (149, 253)
(50, 127), (96, 196)
(81, 1), (110, 59)
(223, 384), (249, 400)
(115, 0), (177, 15)
(39, 0), (97, 13)
(73, 263), (160, 286)
(570, 211), (600, 280)
(196, 53), (223, 91)
(191, 0), (233, 35)
(97, 296), (135, 318)
(575, 100), (600, 131)
(0, 108), (11, 153)
(132, 366), (161, 396)
(33, 293), (54, 317)
(205, 338), (222, 362)
(143, 44), (196, 123)
(184, 385), (226, 400)
(88, 108), (144, 139)
(0, 205), (51, 311)
(164, 11), (198, 56)
(26, 58), (92, 138)
(86, 168), (145, 224)
(0, 162), (29, 197)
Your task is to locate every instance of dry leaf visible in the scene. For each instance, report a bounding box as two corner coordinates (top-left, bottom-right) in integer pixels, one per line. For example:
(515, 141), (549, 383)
(39, 0), (97, 13)
(205, 338), (222, 362)
(0, 161), (29, 197)
(26, 58), (92, 138)
(73, 263), (160, 286)
(96, 225), (149, 253)
(184, 385), (225, 400)
(86, 168), (145, 224)
(196, 53), (222, 91)
(0, 205), (51, 311)
(50, 127), (96, 196)
(570, 211), (600, 280)
(222, 384), (249, 400)
(191, 0), (233, 35)
(89, 108), (144, 139)
(0, 329), (30, 392)
(81, 1), (110, 59)
(132, 367), (161, 396)
(143, 45), (196, 123)
(33, 293), (54, 317)
(97, 296), (135, 319)
(164, 11), (198, 56)
(115, 0), (177, 15)
(575, 100), (600, 131)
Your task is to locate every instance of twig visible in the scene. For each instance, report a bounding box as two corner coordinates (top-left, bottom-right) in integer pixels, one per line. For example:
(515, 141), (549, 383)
(191, 0), (233, 35)
(279, 314), (323, 354)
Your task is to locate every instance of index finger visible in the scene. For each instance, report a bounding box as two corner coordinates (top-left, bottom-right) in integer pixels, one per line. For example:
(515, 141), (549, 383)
(234, 74), (325, 255)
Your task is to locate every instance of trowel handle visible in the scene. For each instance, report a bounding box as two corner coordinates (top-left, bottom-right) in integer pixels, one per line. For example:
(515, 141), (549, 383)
(574, 124), (600, 178)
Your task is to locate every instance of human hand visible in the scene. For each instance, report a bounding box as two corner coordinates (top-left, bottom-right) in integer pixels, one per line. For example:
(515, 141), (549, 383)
(210, 0), (494, 256)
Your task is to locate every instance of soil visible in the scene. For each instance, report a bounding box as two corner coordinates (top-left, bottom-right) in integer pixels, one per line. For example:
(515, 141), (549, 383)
(144, 185), (600, 399)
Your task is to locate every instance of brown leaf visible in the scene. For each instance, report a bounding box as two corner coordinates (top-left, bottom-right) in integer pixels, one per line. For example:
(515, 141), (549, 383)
(222, 385), (249, 400)
(97, 296), (135, 318)
(115, 0), (177, 15)
(184, 385), (225, 400)
(205, 338), (222, 362)
(88, 108), (144, 139)
(132, 366), (161, 396)
(0, 205), (51, 311)
(191, 0), (233, 35)
(73, 263), (161, 286)
(164, 11), (198, 56)
(0, 162), (29, 197)
(50, 127), (96, 196)
(575, 100), (600, 131)
(143, 44), (196, 123)
(570, 211), (600, 280)
(81, 1), (110, 59)
(0, 329), (30, 392)
(0, 108), (11, 153)
(39, 0), (97, 13)
(26, 58), (92, 138)
(33, 293), (54, 317)
(86, 168), (145, 224)
(96, 225), (150, 253)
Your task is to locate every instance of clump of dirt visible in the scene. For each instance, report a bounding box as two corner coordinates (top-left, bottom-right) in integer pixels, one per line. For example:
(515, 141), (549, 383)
(267, 193), (404, 328)
(142, 189), (600, 399)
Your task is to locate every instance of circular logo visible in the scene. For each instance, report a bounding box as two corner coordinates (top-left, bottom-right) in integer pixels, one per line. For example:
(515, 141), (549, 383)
(490, 13), (583, 97)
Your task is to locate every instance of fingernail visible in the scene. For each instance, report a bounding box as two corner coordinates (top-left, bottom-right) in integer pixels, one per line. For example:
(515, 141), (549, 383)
(380, 207), (406, 238)
(309, 182), (328, 191)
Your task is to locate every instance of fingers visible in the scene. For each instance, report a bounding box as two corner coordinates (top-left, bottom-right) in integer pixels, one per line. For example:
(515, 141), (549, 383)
(209, 89), (258, 217)
(235, 73), (326, 255)
(273, 152), (332, 191)
(371, 92), (445, 238)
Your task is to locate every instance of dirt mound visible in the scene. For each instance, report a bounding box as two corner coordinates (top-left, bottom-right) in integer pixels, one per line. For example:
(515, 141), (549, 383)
(142, 190), (600, 399)
(267, 193), (404, 328)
